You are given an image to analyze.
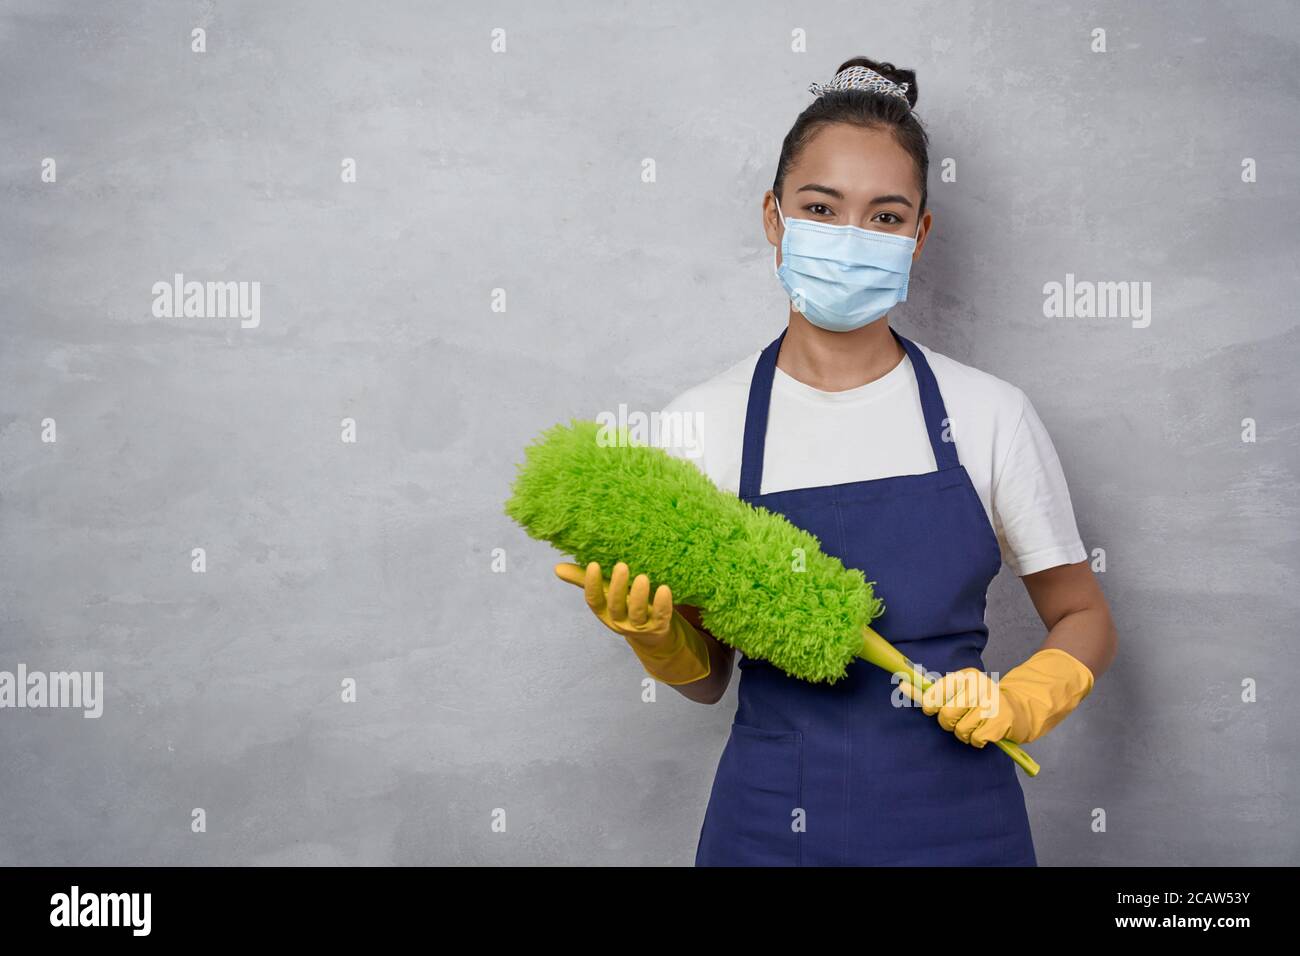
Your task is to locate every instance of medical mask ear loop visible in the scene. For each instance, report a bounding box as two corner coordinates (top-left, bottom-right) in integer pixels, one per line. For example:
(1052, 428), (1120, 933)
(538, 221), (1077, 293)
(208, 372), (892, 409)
(772, 195), (786, 277)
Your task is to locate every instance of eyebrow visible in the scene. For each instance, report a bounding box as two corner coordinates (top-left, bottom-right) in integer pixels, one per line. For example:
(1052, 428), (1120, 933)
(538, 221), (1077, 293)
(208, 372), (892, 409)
(796, 183), (914, 208)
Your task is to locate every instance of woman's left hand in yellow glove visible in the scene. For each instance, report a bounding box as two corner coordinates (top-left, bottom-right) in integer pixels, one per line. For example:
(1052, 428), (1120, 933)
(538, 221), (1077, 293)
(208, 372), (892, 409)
(897, 648), (1095, 747)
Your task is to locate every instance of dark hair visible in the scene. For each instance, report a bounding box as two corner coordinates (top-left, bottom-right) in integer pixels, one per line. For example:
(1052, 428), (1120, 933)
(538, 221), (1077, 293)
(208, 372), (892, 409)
(772, 56), (930, 216)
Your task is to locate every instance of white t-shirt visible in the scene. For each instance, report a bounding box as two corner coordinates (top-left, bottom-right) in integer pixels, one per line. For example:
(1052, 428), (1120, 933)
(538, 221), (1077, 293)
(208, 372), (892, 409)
(653, 339), (1087, 577)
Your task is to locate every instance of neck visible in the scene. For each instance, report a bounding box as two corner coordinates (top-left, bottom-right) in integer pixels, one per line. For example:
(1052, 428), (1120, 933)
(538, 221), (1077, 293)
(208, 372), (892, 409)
(776, 314), (906, 391)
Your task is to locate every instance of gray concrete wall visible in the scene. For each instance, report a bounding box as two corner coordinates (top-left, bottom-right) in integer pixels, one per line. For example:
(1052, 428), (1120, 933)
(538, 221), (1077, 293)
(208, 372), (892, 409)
(1, 0), (1296, 865)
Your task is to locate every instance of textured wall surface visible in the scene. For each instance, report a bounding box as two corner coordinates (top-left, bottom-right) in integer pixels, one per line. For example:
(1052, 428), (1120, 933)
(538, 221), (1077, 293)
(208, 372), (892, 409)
(1, 0), (1296, 865)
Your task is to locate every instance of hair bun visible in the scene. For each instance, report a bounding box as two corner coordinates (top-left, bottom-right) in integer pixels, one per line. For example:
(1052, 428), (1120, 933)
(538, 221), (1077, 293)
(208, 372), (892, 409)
(814, 57), (918, 109)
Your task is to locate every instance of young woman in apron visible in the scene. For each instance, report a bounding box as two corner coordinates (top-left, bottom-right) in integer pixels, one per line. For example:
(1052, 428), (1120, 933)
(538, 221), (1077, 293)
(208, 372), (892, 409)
(555, 57), (1118, 866)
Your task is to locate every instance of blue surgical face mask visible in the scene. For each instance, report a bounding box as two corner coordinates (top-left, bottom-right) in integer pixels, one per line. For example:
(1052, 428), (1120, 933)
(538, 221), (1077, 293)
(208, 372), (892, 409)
(772, 194), (922, 332)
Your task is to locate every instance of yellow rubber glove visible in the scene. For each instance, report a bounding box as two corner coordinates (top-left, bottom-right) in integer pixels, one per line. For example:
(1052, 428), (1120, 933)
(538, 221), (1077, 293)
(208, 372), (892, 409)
(554, 561), (711, 686)
(898, 647), (1095, 746)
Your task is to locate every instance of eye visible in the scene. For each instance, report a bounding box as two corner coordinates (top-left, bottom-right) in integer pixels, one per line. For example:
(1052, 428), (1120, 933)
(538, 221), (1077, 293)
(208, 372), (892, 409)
(874, 212), (904, 225)
(804, 203), (834, 217)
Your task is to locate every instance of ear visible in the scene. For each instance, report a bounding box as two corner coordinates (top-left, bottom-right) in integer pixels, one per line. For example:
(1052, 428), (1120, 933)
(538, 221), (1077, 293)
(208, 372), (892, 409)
(913, 208), (933, 259)
(763, 192), (783, 256)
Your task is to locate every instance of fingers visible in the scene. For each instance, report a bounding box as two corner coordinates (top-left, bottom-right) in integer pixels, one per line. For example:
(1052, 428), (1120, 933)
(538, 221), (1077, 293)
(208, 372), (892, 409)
(898, 668), (1010, 747)
(554, 562), (586, 587)
(934, 671), (984, 732)
(900, 669), (982, 730)
(913, 671), (961, 716)
(627, 573), (652, 627)
(967, 682), (1013, 746)
(953, 705), (990, 745)
(969, 712), (1012, 747)
(582, 561), (607, 616)
(898, 677), (926, 708)
(607, 562), (630, 622)
(560, 560), (667, 633)
(651, 583), (675, 630)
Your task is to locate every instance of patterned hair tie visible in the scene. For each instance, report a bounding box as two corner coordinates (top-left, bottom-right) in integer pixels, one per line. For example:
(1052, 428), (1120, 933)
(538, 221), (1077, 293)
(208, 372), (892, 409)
(808, 64), (911, 103)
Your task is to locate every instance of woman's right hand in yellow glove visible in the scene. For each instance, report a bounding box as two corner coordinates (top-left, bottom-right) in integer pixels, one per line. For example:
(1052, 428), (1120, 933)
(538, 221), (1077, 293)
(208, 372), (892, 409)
(553, 561), (711, 685)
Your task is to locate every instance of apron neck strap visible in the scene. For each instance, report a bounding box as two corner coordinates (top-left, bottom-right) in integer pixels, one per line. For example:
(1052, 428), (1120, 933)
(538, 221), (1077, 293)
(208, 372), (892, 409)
(739, 326), (959, 499)
(892, 328), (961, 471)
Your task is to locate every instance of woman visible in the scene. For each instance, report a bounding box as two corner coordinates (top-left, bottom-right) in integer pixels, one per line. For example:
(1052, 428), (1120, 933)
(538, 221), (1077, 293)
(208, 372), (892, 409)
(555, 57), (1118, 866)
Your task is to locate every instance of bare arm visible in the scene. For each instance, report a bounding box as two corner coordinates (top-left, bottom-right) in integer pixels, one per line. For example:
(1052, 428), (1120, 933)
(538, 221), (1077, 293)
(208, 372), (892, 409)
(1020, 560), (1118, 678)
(670, 604), (735, 704)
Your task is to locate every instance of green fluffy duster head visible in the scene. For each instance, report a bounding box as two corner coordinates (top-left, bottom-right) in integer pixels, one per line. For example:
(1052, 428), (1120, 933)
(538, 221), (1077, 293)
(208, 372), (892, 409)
(504, 419), (883, 684)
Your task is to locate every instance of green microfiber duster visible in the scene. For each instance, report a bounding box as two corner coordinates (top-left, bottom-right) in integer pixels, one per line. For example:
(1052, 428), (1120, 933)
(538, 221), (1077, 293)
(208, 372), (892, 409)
(505, 419), (1040, 776)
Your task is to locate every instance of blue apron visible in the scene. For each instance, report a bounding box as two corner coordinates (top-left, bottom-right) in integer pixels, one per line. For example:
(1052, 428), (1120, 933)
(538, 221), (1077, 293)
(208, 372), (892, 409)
(695, 327), (1038, 866)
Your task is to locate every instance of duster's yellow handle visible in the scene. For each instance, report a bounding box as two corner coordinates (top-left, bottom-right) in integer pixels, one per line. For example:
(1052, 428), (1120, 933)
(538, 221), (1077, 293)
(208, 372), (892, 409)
(857, 626), (1042, 777)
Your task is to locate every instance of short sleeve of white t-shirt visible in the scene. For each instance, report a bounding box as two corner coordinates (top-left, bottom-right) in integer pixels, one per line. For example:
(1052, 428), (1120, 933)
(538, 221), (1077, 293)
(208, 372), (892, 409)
(652, 339), (1087, 577)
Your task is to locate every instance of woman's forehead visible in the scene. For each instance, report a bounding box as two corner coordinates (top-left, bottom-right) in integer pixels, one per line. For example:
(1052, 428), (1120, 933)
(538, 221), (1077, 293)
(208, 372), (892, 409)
(788, 124), (918, 195)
